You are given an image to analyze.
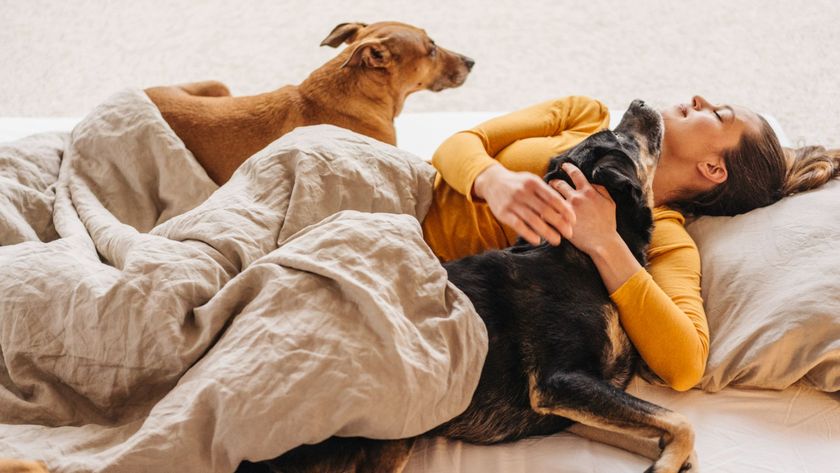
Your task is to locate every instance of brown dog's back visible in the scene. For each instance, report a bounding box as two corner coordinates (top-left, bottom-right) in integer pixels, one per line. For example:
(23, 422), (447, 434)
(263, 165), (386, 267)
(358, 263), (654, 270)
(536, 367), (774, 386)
(146, 22), (474, 185)
(147, 84), (304, 183)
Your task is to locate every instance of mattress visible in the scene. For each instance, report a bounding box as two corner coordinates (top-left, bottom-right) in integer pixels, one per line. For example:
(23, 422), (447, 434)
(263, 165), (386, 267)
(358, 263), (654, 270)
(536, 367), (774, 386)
(1, 113), (831, 473)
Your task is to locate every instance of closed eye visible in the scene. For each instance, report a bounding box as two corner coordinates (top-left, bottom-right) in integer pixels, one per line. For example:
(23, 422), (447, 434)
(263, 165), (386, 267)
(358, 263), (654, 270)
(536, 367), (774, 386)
(429, 44), (437, 57)
(717, 105), (735, 123)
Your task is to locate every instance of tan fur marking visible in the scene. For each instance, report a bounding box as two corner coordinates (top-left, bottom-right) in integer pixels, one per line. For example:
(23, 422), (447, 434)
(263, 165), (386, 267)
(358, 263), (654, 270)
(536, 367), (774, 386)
(634, 135), (657, 209)
(601, 304), (627, 371)
(527, 378), (696, 472)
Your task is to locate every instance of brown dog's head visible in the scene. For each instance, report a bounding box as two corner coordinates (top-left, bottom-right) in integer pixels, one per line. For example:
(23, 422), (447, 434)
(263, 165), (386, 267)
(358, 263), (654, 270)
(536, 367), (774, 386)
(321, 22), (474, 96)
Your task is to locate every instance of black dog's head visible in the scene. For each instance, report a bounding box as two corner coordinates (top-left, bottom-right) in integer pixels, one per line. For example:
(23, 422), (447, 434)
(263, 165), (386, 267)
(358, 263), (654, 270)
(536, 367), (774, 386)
(544, 100), (664, 261)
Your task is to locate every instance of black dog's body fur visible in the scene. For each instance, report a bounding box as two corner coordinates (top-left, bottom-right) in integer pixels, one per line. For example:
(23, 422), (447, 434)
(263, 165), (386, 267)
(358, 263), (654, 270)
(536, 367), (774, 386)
(242, 101), (697, 473)
(432, 231), (642, 443)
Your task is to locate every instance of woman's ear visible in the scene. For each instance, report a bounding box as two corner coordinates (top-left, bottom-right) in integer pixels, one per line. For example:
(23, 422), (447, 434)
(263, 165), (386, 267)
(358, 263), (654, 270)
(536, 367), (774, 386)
(697, 160), (728, 184)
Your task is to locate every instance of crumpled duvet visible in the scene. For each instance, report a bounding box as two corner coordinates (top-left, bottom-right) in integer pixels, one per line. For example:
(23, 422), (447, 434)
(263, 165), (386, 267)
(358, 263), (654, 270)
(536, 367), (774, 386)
(0, 89), (487, 472)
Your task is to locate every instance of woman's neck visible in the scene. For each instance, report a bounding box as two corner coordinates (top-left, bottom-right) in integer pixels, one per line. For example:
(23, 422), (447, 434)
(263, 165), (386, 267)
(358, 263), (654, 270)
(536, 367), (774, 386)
(652, 164), (698, 207)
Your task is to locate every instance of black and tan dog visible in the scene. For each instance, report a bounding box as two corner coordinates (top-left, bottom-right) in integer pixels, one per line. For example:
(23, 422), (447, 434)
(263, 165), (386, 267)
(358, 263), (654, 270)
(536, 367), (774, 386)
(239, 100), (696, 473)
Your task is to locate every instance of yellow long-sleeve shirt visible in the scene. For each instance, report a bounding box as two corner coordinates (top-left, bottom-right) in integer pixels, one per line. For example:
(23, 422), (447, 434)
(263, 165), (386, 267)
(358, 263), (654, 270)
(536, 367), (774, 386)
(420, 96), (709, 391)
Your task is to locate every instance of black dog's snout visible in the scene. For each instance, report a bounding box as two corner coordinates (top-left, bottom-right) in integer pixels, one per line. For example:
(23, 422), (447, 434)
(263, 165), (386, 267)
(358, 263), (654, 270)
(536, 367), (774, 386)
(462, 55), (476, 71)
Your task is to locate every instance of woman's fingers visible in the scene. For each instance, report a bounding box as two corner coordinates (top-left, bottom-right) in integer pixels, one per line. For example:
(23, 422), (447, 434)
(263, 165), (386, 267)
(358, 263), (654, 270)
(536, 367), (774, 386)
(550, 179), (575, 200)
(591, 183), (613, 201)
(533, 181), (576, 228)
(505, 213), (541, 246)
(508, 175), (572, 244)
(514, 205), (563, 246)
(540, 208), (573, 241)
(562, 162), (590, 190)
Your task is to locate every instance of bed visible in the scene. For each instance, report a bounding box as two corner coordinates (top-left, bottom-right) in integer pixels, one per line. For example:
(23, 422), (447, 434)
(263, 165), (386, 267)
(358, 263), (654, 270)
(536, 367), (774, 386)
(1, 102), (838, 473)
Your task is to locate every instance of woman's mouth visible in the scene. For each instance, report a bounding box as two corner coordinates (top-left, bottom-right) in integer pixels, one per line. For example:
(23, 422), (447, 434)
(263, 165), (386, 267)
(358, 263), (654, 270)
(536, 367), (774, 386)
(679, 104), (688, 117)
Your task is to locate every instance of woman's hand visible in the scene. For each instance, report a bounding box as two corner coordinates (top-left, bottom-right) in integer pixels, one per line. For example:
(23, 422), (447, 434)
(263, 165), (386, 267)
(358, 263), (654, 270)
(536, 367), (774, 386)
(550, 162), (642, 294)
(473, 163), (575, 246)
(549, 162), (621, 256)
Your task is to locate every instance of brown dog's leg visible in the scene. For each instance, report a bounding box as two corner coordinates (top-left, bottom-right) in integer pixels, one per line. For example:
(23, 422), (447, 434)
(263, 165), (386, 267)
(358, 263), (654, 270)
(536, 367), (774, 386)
(528, 373), (696, 473)
(176, 80), (232, 97)
(0, 459), (50, 473)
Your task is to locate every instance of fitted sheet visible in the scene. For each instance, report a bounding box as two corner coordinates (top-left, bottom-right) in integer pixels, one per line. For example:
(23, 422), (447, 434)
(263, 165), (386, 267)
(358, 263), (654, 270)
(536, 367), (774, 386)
(405, 377), (840, 473)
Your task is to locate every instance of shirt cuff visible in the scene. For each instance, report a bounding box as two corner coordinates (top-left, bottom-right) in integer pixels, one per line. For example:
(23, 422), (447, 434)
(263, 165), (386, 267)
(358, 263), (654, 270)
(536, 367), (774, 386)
(609, 267), (651, 302)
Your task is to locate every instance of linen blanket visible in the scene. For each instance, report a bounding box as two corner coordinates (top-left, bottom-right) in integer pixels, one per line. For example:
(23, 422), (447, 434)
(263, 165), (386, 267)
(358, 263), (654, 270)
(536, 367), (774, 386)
(0, 90), (488, 472)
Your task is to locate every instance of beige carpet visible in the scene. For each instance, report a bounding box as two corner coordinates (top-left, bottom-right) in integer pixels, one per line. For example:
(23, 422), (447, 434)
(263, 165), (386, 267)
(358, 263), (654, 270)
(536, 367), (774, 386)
(2, 0), (838, 147)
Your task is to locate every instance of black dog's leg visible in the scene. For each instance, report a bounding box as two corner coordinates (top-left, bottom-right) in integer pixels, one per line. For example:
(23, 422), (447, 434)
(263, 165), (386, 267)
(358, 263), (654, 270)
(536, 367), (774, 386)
(528, 372), (696, 473)
(246, 436), (416, 473)
(566, 422), (663, 460)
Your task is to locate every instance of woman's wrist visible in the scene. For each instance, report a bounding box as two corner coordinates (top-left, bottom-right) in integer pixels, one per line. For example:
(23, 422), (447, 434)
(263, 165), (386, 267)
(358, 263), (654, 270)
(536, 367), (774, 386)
(588, 233), (643, 293)
(588, 232), (626, 260)
(472, 163), (504, 200)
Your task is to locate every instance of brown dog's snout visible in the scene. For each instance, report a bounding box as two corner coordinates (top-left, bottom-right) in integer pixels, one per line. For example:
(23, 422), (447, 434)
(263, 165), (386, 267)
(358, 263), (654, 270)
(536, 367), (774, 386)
(461, 55), (476, 72)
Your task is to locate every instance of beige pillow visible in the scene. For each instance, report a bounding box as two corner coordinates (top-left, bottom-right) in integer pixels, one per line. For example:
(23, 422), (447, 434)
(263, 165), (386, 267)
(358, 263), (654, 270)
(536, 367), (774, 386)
(685, 179), (840, 391)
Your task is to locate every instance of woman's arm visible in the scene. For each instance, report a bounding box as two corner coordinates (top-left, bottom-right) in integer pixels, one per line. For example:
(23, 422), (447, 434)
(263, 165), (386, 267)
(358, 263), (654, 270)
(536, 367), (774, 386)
(432, 96), (610, 245)
(552, 163), (709, 391)
(432, 96), (610, 197)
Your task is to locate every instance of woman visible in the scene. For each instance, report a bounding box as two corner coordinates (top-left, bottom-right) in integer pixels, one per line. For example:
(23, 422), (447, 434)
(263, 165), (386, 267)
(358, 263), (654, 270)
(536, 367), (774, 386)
(421, 95), (840, 391)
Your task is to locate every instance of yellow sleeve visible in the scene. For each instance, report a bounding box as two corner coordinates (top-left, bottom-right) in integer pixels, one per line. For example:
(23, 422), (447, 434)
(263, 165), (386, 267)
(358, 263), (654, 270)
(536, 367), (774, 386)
(609, 210), (709, 391)
(431, 96), (610, 200)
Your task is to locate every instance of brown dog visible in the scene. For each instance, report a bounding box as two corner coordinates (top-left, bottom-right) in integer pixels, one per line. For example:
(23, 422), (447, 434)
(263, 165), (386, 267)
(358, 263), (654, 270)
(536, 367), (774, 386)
(145, 21), (474, 185)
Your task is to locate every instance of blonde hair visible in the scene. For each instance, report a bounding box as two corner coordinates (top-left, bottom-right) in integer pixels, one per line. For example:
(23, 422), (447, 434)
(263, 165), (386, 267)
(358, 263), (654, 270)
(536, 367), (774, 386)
(672, 116), (839, 217)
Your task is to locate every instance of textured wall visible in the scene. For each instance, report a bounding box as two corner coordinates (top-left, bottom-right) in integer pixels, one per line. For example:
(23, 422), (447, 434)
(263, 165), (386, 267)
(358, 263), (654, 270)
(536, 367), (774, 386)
(2, 0), (838, 147)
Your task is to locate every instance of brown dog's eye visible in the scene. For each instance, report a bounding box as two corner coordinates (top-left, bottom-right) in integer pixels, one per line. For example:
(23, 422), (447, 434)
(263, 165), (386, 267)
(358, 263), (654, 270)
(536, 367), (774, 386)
(429, 45), (437, 58)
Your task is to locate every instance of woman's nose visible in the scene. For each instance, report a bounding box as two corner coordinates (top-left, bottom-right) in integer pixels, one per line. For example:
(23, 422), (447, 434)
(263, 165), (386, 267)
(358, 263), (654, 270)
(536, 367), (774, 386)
(692, 95), (710, 110)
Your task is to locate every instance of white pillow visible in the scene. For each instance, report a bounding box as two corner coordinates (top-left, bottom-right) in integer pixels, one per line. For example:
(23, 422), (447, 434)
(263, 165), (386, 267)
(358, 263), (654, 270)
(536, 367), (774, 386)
(686, 179), (840, 391)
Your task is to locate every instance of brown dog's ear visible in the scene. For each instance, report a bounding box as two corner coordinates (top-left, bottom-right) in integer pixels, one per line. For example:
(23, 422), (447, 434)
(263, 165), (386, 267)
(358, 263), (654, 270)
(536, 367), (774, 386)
(320, 22), (368, 47)
(341, 39), (392, 68)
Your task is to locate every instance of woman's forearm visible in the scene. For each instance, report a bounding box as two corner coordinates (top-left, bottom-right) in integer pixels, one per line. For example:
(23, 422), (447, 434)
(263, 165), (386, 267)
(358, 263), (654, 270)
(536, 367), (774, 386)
(588, 234), (643, 294)
(431, 132), (498, 198)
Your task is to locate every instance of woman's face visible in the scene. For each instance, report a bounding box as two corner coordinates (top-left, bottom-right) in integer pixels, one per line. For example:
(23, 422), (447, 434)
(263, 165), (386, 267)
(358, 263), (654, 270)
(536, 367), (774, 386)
(660, 95), (761, 166)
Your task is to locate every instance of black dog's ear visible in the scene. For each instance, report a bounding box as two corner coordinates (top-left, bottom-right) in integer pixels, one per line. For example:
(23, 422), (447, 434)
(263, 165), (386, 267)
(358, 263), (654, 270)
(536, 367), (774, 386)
(321, 22), (368, 47)
(591, 151), (643, 204)
(543, 154), (573, 184)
